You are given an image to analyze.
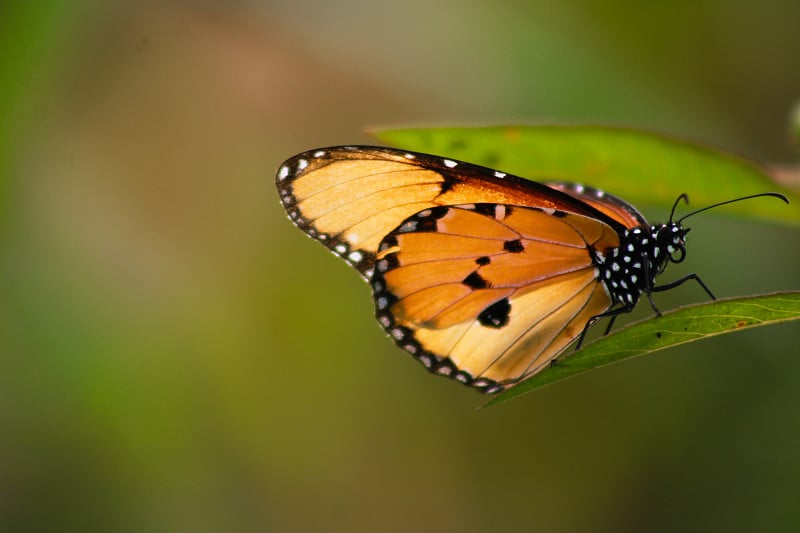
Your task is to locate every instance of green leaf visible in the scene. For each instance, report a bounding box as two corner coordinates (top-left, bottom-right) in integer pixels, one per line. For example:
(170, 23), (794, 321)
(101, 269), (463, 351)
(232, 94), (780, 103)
(482, 291), (800, 408)
(373, 125), (800, 225)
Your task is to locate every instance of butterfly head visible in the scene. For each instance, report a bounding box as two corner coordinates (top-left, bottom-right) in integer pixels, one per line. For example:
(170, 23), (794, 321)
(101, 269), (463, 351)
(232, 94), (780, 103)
(652, 222), (688, 267)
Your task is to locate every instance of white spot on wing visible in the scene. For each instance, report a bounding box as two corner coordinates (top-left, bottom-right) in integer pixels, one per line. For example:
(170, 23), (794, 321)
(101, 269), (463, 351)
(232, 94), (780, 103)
(399, 220), (418, 232)
(278, 166), (290, 180)
(297, 158), (309, 171)
(494, 171), (506, 179)
(443, 159), (457, 168)
(313, 150), (326, 158)
(404, 153), (416, 159)
(348, 251), (363, 263)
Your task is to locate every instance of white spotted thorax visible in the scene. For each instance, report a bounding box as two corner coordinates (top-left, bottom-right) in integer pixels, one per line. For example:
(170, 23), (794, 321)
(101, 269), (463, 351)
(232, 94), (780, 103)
(595, 222), (688, 306)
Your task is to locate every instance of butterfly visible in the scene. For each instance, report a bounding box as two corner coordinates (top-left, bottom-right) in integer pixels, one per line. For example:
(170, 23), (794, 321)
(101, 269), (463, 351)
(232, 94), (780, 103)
(276, 146), (787, 394)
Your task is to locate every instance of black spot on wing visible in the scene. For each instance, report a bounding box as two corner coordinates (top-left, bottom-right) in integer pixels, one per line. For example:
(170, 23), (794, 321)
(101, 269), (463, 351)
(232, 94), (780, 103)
(462, 271), (489, 289)
(478, 298), (511, 328)
(475, 256), (491, 266)
(474, 204), (497, 217)
(438, 176), (456, 194)
(415, 216), (442, 232)
(422, 206), (449, 220)
(503, 239), (524, 253)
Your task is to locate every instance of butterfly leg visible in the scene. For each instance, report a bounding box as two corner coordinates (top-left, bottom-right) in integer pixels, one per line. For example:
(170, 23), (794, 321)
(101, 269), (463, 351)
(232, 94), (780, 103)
(651, 273), (716, 300)
(641, 252), (663, 316)
(574, 304), (635, 350)
(603, 315), (618, 336)
(644, 289), (662, 316)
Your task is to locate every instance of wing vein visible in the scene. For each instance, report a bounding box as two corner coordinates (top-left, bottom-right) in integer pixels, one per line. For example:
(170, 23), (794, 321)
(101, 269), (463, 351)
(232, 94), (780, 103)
(297, 167), (437, 200)
(470, 274), (597, 380)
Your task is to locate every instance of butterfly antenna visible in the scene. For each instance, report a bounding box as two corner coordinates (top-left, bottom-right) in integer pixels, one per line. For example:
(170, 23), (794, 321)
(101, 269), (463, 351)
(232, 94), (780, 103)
(676, 192), (789, 224)
(669, 193), (690, 223)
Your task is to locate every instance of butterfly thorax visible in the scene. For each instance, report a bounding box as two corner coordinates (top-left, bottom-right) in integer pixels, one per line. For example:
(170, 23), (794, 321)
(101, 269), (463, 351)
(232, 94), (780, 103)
(594, 222), (688, 307)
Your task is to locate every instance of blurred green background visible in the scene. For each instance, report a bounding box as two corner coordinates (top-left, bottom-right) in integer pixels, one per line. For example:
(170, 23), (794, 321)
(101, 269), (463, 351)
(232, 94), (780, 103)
(2, 1), (799, 531)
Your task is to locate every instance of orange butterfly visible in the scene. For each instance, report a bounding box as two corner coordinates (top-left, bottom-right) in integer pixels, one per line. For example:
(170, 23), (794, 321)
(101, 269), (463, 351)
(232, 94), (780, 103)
(276, 146), (786, 393)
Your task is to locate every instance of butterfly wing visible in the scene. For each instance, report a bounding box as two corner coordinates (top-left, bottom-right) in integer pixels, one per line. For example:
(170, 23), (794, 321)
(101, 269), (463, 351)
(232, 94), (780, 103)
(371, 203), (619, 393)
(276, 146), (627, 279)
(546, 182), (648, 229)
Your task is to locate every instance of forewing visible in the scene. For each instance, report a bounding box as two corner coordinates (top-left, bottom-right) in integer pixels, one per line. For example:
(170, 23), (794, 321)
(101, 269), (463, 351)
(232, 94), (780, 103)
(547, 182), (648, 229)
(276, 146), (627, 279)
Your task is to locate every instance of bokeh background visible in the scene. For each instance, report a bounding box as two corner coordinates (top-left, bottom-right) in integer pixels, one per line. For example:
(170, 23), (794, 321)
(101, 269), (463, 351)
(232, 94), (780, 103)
(2, 1), (799, 531)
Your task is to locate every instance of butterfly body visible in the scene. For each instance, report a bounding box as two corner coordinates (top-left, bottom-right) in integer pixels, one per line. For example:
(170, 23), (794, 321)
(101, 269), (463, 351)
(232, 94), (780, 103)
(276, 146), (781, 393)
(595, 223), (687, 307)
